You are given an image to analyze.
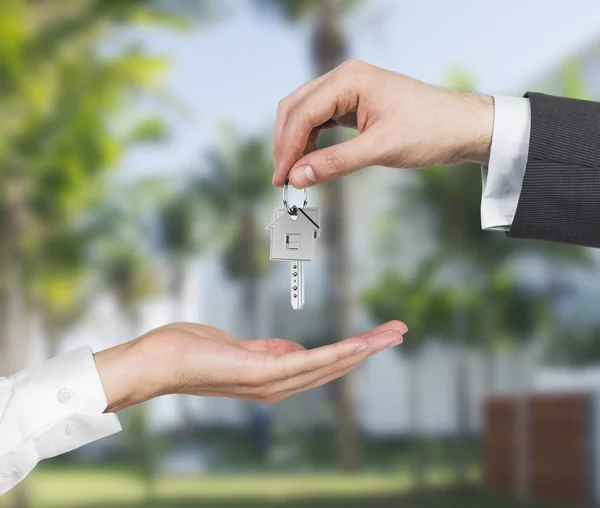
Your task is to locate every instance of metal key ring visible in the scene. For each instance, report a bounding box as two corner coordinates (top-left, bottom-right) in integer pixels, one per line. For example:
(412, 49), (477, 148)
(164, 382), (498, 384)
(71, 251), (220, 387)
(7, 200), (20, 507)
(283, 178), (308, 215)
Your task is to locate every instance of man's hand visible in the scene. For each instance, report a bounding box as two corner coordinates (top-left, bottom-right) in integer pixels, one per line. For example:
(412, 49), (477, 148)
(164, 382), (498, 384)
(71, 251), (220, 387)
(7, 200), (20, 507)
(272, 60), (494, 189)
(94, 320), (407, 412)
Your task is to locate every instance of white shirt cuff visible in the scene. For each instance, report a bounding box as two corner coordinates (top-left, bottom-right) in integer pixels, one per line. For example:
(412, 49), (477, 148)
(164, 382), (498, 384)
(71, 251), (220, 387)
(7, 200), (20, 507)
(481, 95), (531, 231)
(0, 347), (121, 496)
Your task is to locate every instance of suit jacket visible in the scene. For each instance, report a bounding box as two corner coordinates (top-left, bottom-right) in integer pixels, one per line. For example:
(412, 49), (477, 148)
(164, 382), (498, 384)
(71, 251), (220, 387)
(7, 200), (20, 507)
(508, 92), (600, 248)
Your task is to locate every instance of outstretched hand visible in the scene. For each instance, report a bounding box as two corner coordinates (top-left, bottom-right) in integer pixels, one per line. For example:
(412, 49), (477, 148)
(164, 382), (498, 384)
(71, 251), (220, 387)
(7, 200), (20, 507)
(95, 320), (407, 412)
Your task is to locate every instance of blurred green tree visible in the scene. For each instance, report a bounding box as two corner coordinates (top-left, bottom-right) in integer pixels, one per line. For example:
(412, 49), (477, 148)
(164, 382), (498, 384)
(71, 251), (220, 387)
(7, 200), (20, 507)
(195, 129), (274, 338)
(402, 67), (590, 482)
(89, 190), (161, 500)
(363, 258), (453, 488)
(151, 179), (207, 438)
(364, 69), (592, 486)
(156, 185), (205, 322)
(0, 2), (207, 506)
(550, 325), (600, 365)
(0, 0), (175, 374)
(126, 401), (157, 503)
(24, 227), (93, 358)
(102, 244), (158, 500)
(193, 131), (275, 449)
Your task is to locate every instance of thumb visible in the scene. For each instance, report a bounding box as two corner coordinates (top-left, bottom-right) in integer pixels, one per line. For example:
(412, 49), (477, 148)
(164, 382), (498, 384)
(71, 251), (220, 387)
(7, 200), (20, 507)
(288, 132), (377, 188)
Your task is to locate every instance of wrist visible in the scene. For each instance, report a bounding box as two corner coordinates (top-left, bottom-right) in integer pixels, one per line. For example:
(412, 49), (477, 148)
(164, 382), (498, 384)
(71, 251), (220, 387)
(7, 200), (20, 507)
(447, 92), (494, 165)
(94, 333), (171, 413)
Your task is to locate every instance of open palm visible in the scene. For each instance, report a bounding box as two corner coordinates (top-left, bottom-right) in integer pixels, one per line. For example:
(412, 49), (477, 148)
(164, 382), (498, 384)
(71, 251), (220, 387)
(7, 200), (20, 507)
(152, 321), (406, 403)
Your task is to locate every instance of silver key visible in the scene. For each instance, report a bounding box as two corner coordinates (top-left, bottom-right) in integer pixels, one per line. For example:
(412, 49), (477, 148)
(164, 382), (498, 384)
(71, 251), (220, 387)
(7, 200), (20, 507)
(290, 260), (304, 310)
(266, 203), (320, 310)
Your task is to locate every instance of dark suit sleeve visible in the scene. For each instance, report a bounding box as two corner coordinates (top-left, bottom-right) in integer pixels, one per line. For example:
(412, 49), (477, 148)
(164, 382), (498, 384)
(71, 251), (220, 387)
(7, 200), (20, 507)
(507, 92), (600, 248)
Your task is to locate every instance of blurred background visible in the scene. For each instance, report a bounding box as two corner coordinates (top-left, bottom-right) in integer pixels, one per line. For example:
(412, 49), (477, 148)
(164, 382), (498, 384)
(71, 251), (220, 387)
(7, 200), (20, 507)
(3, 0), (600, 507)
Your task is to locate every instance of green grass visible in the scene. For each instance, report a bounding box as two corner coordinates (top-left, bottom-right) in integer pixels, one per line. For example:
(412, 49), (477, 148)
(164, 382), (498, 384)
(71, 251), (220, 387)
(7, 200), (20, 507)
(0, 466), (570, 508)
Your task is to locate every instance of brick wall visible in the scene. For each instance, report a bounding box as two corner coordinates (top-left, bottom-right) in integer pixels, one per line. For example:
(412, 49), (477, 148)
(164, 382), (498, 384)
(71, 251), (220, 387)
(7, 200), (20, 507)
(484, 394), (592, 504)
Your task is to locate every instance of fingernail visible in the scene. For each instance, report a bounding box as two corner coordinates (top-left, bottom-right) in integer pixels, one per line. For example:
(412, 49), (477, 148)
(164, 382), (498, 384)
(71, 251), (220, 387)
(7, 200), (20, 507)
(391, 321), (408, 334)
(387, 340), (402, 348)
(355, 345), (370, 354)
(291, 165), (316, 188)
(304, 165), (317, 183)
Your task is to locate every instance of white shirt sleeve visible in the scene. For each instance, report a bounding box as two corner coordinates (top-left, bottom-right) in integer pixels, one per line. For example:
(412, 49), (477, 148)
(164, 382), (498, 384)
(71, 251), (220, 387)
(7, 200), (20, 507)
(481, 95), (531, 231)
(0, 347), (122, 496)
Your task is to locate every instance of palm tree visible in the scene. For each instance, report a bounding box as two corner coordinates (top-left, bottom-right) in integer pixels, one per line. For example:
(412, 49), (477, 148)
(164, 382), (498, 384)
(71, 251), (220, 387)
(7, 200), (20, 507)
(24, 227), (93, 358)
(399, 64), (592, 481)
(0, 0), (177, 374)
(0, 0), (200, 376)
(104, 246), (158, 502)
(0, 3), (209, 507)
(156, 186), (204, 322)
(194, 132), (275, 457)
(92, 198), (159, 500)
(196, 131), (274, 338)
(400, 158), (590, 483)
(260, 0), (362, 471)
(151, 182), (206, 437)
(106, 245), (158, 500)
(363, 258), (451, 488)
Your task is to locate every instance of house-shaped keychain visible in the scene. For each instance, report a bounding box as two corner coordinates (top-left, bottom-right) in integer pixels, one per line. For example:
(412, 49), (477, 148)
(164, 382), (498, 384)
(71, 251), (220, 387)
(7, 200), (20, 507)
(266, 207), (320, 261)
(266, 206), (320, 310)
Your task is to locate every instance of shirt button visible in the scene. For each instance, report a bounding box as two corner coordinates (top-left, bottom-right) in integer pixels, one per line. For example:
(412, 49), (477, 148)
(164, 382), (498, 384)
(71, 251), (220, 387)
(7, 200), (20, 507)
(65, 422), (82, 436)
(58, 388), (75, 404)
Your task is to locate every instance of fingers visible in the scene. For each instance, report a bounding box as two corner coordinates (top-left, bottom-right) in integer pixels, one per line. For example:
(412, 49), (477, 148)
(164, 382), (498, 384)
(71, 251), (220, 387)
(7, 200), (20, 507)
(274, 72), (333, 165)
(354, 319), (408, 339)
(270, 328), (404, 398)
(278, 363), (356, 402)
(247, 321), (407, 403)
(287, 132), (378, 188)
(274, 328), (390, 374)
(241, 321), (406, 355)
(169, 320), (407, 404)
(273, 67), (361, 187)
(267, 320), (406, 377)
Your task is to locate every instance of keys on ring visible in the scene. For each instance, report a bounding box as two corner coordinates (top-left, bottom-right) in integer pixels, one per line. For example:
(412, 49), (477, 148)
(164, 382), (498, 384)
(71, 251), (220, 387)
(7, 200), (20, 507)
(266, 179), (320, 310)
